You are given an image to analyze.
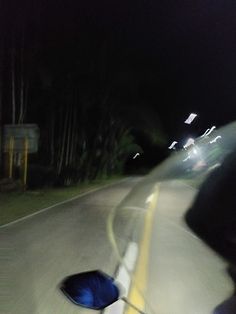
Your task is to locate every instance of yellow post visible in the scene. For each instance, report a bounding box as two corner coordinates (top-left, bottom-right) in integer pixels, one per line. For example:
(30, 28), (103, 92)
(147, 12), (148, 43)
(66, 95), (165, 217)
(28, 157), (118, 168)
(9, 136), (14, 178)
(23, 137), (28, 187)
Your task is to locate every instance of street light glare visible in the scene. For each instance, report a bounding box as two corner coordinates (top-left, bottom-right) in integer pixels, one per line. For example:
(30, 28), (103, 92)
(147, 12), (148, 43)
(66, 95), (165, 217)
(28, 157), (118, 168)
(183, 138), (195, 149)
(168, 141), (178, 149)
(183, 155), (191, 162)
(184, 113), (198, 124)
(200, 128), (210, 138)
(205, 126), (216, 136)
(133, 153), (140, 159)
(210, 135), (222, 144)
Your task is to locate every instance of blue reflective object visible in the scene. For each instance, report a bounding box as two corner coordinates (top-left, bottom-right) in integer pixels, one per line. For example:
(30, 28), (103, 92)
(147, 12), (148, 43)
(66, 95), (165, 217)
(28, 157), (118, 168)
(60, 270), (120, 310)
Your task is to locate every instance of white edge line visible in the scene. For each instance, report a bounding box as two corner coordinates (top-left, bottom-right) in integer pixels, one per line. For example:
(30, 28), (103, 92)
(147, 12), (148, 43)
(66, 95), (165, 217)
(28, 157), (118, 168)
(0, 178), (130, 229)
(123, 206), (145, 211)
(180, 181), (198, 192)
(104, 242), (138, 314)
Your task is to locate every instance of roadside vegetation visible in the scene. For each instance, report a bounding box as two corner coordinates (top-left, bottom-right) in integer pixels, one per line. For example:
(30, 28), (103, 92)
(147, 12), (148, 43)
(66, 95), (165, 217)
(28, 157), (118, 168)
(0, 5), (167, 188)
(0, 176), (123, 226)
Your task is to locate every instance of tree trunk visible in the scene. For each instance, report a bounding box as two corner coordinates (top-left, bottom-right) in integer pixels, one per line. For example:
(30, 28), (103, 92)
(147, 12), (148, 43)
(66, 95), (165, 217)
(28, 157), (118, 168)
(19, 29), (25, 124)
(69, 104), (77, 165)
(11, 36), (16, 124)
(65, 103), (73, 167)
(57, 106), (69, 174)
(23, 78), (29, 121)
(0, 47), (3, 173)
(50, 113), (55, 166)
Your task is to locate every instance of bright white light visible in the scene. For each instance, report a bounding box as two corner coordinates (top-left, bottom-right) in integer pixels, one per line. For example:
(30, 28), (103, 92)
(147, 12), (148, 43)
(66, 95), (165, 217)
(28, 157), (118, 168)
(193, 148), (198, 155)
(184, 113), (198, 124)
(200, 128), (210, 138)
(183, 155), (191, 162)
(205, 126), (216, 136)
(145, 193), (154, 204)
(210, 135), (222, 144)
(168, 141), (178, 149)
(208, 163), (221, 171)
(183, 138), (195, 149)
(133, 153), (140, 159)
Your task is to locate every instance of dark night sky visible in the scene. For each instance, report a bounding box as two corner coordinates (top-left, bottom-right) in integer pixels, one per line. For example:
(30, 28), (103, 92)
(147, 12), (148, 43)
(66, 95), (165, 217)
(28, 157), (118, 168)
(3, 0), (236, 141)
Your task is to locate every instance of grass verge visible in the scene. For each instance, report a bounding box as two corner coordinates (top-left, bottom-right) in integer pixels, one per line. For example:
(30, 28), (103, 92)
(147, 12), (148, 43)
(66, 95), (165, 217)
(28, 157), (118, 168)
(180, 172), (207, 189)
(0, 176), (124, 226)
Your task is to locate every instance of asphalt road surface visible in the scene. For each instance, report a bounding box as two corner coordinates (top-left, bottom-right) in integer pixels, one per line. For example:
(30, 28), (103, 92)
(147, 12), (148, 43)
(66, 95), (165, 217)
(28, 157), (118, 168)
(1, 178), (140, 314)
(1, 178), (234, 314)
(125, 180), (234, 314)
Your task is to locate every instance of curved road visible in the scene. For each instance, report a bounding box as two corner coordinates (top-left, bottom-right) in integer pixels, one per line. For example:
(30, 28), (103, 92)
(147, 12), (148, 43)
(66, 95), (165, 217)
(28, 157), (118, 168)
(1, 178), (140, 314)
(0, 178), (234, 314)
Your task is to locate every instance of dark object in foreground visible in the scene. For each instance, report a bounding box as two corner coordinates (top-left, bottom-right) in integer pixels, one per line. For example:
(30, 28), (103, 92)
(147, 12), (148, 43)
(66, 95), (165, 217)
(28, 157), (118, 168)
(185, 150), (236, 312)
(60, 270), (120, 310)
(185, 150), (236, 264)
(213, 296), (236, 314)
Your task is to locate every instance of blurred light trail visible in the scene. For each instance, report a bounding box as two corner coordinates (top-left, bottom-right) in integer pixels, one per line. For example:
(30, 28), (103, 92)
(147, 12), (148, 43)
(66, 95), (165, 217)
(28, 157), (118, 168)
(200, 128), (210, 138)
(208, 163), (221, 171)
(168, 141), (178, 149)
(205, 126), (216, 136)
(184, 113), (197, 124)
(183, 138), (195, 149)
(210, 135), (222, 144)
(133, 153), (140, 159)
(183, 155), (191, 162)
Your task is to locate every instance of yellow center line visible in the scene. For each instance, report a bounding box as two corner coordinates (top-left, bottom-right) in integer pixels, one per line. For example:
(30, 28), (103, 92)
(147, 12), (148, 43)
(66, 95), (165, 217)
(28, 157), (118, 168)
(125, 185), (159, 314)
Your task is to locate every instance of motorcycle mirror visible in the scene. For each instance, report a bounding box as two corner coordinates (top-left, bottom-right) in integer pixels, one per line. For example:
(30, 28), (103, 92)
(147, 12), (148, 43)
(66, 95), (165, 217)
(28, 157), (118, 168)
(60, 270), (120, 310)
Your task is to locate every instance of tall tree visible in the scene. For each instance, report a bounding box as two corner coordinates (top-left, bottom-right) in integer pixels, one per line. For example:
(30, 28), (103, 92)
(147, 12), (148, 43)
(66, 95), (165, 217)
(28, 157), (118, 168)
(11, 32), (16, 124)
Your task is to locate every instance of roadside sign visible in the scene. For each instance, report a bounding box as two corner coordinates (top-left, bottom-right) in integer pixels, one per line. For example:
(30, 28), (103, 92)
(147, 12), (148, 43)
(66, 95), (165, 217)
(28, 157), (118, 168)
(3, 124), (40, 153)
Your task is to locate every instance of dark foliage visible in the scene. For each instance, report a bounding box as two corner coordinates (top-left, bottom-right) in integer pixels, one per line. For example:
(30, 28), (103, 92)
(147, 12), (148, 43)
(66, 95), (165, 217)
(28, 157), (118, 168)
(0, 0), (167, 187)
(27, 165), (57, 189)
